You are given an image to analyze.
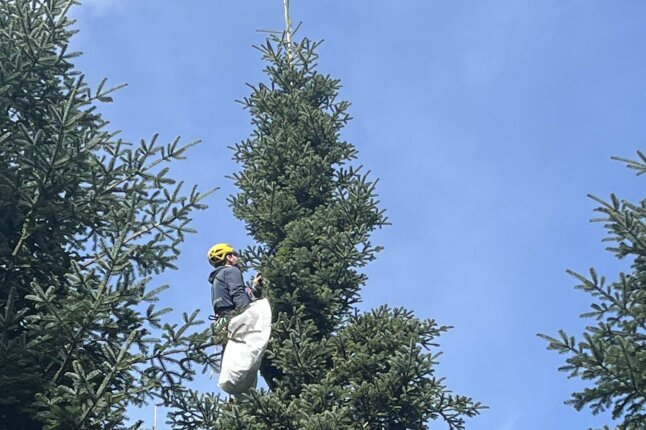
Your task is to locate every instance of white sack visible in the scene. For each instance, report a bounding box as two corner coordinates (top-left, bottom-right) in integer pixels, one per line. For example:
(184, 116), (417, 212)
(219, 298), (272, 395)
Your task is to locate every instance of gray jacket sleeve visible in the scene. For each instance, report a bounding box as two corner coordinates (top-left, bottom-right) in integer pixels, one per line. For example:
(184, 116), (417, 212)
(225, 267), (251, 310)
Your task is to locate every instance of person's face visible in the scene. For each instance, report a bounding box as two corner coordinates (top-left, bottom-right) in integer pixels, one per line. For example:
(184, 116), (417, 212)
(226, 252), (239, 266)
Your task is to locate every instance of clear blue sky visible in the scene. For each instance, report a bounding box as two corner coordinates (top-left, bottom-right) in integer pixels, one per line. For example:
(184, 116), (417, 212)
(70, 1), (645, 428)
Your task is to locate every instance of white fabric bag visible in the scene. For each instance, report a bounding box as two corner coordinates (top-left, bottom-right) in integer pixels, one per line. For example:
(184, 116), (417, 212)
(219, 298), (272, 395)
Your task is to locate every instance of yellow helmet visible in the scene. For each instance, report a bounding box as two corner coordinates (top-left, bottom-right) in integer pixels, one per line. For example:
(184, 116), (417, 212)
(207, 243), (235, 266)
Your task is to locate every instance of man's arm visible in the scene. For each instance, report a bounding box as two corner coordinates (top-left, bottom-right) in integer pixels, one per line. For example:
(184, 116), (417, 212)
(225, 267), (251, 309)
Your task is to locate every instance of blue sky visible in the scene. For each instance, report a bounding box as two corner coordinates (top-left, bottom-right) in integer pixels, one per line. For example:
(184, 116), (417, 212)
(69, 1), (646, 429)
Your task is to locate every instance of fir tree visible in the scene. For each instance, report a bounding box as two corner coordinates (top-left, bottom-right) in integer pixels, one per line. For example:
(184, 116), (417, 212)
(0, 1), (223, 428)
(539, 154), (646, 430)
(215, 35), (484, 430)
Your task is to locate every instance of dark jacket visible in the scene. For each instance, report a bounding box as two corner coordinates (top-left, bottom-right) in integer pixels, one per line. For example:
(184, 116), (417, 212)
(209, 265), (251, 316)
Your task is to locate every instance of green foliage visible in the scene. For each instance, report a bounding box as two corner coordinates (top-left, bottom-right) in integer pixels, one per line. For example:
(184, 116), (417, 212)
(182, 35), (482, 429)
(0, 1), (224, 428)
(212, 307), (480, 430)
(539, 153), (646, 430)
(229, 38), (386, 340)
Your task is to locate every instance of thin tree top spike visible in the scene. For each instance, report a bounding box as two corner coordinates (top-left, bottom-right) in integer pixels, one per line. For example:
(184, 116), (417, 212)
(284, 0), (293, 60)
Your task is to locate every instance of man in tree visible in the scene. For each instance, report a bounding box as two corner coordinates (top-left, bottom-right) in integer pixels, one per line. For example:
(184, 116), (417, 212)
(209, 243), (254, 316)
(208, 243), (272, 395)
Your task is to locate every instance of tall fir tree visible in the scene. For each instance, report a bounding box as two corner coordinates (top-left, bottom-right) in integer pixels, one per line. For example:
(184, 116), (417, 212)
(0, 1), (224, 428)
(213, 35), (484, 429)
(539, 154), (646, 430)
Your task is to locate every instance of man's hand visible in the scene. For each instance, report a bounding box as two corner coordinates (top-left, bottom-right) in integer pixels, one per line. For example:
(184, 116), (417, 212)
(252, 274), (263, 286)
(250, 274), (265, 298)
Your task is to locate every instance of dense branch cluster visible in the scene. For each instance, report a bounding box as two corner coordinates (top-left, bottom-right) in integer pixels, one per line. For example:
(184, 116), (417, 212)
(0, 2), (220, 428)
(209, 36), (483, 429)
(540, 153), (646, 430)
